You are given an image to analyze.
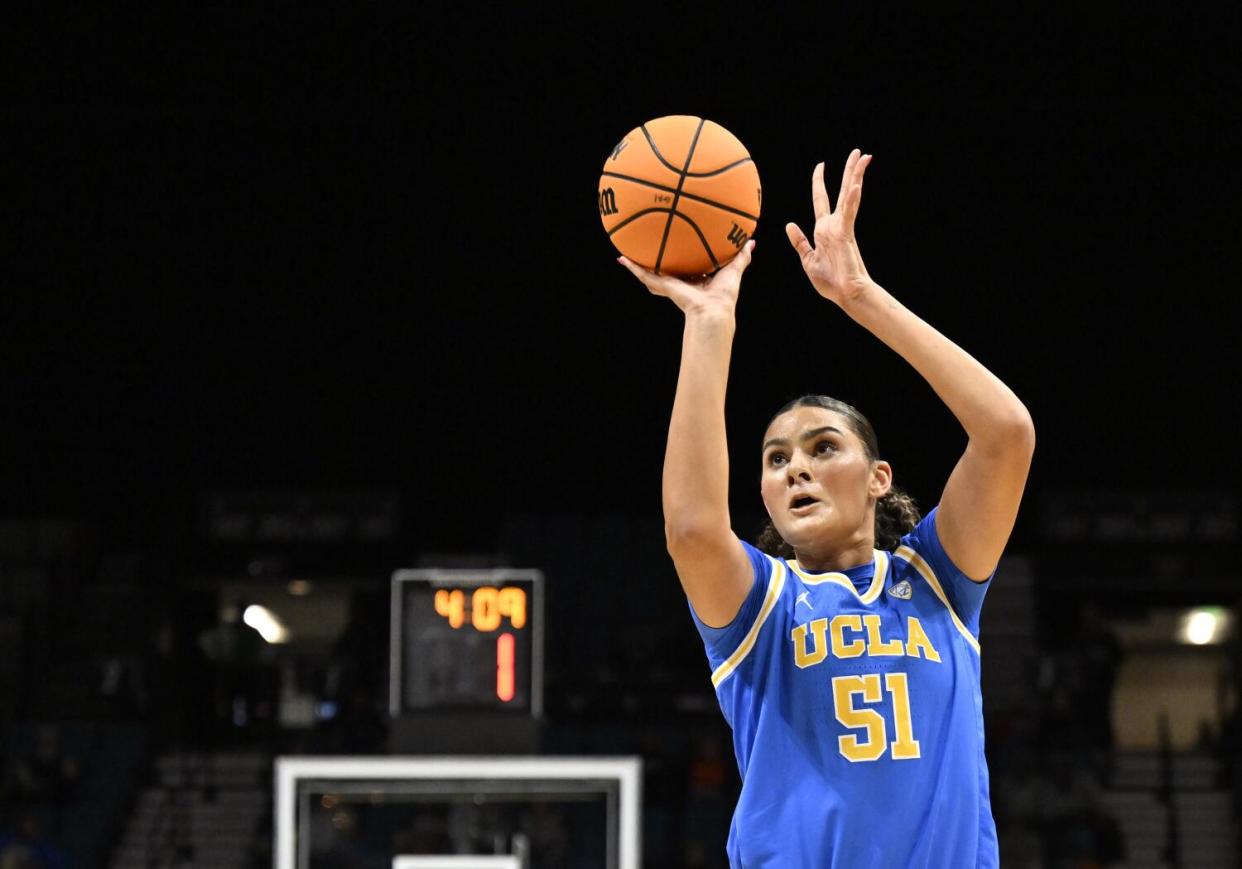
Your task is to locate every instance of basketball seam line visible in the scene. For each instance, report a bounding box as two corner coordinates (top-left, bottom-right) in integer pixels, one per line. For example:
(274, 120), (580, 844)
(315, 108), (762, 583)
(654, 118), (706, 274)
(639, 124), (685, 176)
(601, 171), (760, 222)
(606, 209), (718, 270)
(682, 157), (754, 178)
(606, 207), (673, 238)
(673, 211), (720, 271)
(637, 124), (753, 177)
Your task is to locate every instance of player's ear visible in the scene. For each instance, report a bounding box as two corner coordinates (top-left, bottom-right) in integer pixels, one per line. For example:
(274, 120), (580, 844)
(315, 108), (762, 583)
(869, 461), (893, 499)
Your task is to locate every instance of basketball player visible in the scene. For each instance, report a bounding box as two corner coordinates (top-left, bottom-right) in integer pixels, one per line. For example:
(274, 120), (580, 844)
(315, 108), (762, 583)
(618, 150), (1033, 867)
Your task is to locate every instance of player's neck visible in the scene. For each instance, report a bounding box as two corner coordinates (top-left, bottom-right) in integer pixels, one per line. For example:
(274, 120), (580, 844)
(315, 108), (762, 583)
(792, 538), (875, 573)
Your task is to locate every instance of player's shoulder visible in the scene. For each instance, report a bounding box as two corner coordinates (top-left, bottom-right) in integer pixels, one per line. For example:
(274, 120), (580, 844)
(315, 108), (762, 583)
(891, 508), (946, 566)
(889, 508), (960, 589)
(897, 507), (940, 549)
(736, 539), (801, 617)
(890, 506), (991, 644)
(738, 538), (783, 584)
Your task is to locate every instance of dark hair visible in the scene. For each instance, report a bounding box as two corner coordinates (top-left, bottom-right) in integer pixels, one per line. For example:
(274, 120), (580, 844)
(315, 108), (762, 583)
(755, 395), (921, 556)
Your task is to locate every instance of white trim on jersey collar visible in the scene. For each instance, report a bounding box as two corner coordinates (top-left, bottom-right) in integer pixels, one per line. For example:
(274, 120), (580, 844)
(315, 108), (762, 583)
(786, 549), (890, 605)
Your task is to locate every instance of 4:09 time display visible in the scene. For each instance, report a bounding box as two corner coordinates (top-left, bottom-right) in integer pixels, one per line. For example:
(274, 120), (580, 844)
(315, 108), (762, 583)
(434, 586), (527, 631)
(391, 569), (543, 717)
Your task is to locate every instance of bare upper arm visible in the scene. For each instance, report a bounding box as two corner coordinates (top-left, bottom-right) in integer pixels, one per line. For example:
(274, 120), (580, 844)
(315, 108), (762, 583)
(936, 418), (1035, 581)
(666, 526), (755, 628)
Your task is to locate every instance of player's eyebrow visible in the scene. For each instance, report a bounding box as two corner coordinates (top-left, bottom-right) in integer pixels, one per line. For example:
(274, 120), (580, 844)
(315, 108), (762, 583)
(762, 425), (844, 452)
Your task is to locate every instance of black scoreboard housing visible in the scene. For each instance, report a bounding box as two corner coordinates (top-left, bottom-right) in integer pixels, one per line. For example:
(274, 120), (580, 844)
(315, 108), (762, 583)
(389, 568), (544, 718)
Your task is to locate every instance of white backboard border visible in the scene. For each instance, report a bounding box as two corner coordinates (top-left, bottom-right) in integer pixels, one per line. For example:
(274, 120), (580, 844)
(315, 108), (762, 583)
(393, 858), (520, 869)
(275, 755), (641, 869)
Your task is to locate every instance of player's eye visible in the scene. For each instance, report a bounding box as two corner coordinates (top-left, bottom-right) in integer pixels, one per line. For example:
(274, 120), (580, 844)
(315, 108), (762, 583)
(815, 440), (837, 455)
(768, 453), (787, 467)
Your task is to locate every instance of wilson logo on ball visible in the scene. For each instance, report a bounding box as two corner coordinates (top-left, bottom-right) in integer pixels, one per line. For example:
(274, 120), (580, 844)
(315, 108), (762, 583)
(598, 188), (619, 216)
(727, 223), (749, 248)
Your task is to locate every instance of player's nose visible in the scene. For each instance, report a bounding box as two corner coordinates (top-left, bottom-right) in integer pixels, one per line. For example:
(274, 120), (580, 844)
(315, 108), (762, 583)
(786, 457), (812, 484)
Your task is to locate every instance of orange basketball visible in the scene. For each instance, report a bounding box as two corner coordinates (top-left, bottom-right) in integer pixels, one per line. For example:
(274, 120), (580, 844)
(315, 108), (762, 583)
(599, 116), (761, 276)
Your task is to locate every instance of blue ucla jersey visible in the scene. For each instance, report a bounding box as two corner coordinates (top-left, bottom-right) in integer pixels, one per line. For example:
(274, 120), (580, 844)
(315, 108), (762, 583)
(690, 507), (998, 868)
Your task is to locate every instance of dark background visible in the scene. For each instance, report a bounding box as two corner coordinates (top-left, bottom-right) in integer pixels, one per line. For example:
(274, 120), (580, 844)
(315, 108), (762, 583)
(8, 6), (1240, 531)
(3, 6), (1241, 865)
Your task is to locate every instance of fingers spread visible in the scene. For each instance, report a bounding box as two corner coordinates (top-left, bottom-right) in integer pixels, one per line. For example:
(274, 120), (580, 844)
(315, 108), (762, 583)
(836, 149), (861, 215)
(785, 222), (814, 262)
(841, 184), (862, 230)
(856, 152), (872, 189)
(841, 153), (872, 229)
(812, 162), (831, 219)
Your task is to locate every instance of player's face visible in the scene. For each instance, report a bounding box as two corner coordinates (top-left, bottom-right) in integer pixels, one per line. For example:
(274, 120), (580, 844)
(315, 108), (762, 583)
(759, 406), (891, 556)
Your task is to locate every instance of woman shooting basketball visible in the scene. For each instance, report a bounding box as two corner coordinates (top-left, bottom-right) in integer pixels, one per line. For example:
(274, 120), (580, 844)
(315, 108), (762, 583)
(619, 150), (1033, 867)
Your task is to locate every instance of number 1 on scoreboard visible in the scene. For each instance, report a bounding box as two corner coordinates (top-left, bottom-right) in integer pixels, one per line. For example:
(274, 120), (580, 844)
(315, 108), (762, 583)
(497, 632), (515, 702)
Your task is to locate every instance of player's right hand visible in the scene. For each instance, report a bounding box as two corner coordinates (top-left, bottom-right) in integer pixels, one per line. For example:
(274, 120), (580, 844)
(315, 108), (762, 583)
(618, 239), (755, 318)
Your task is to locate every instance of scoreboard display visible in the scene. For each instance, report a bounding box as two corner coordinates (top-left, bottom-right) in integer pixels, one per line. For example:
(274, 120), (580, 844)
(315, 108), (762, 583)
(389, 568), (543, 717)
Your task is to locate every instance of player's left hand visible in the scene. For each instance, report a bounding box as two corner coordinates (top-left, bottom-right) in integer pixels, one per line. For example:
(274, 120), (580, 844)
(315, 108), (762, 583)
(786, 149), (874, 306)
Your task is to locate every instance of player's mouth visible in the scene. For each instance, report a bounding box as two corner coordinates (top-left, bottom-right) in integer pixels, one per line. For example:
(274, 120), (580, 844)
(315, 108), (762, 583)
(789, 495), (821, 516)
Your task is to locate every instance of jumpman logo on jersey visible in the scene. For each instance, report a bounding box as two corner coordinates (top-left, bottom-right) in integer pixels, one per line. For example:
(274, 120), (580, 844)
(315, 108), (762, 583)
(796, 591), (813, 609)
(888, 580), (913, 600)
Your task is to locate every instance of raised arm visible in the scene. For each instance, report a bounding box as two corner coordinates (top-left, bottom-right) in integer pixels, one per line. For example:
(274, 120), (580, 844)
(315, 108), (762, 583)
(786, 152), (1035, 580)
(619, 242), (756, 626)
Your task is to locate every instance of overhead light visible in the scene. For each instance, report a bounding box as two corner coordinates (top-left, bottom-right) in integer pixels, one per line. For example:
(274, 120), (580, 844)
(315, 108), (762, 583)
(243, 604), (290, 644)
(1179, 607), (1229, 645)
(287, 580), (313, 596)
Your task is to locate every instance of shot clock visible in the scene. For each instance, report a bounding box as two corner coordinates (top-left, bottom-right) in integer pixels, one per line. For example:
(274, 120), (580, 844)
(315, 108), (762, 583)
(389, 568), (544, 717)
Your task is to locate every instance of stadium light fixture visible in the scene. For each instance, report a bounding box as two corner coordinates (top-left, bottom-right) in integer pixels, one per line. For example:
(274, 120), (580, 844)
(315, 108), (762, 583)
(244, 604), (291, 644)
